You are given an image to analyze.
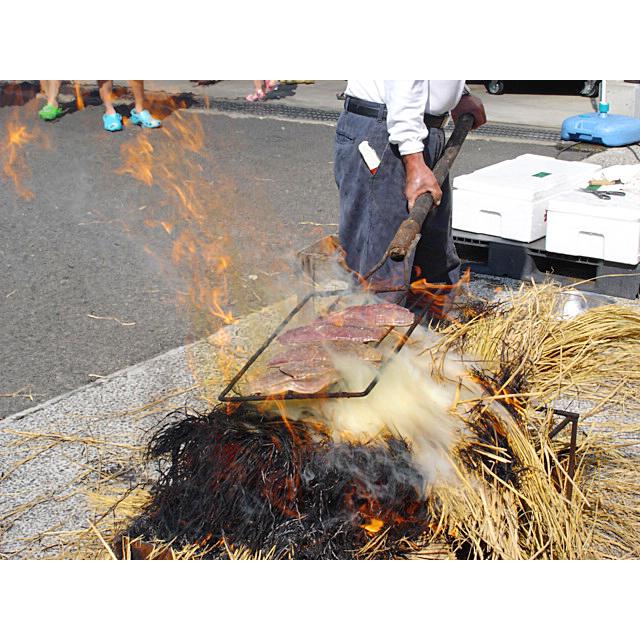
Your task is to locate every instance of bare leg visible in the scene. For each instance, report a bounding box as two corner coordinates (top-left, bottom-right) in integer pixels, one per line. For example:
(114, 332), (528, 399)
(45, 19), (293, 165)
(98, 80), (116, 115)
(41, 80), (62, 108)
(246, 81), (267, 101)
(129, 80), (145, 112)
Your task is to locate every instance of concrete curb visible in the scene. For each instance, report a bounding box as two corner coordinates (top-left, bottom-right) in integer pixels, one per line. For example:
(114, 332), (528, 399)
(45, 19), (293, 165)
(583, 144), (640, 167)
(1, 342), (196, 425)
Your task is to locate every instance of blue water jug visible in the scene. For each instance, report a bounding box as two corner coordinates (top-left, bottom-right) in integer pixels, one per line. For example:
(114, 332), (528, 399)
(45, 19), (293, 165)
(561, 108), (640, 147)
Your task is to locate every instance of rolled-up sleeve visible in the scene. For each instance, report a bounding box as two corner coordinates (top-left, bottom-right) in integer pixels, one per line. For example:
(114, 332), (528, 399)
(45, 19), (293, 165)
(384, 80), (429, 156)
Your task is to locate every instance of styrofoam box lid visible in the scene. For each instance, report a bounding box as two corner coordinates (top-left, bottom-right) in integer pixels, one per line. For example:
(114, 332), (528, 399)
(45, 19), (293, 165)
(547, 190), (640, 221)
(453, 154), (602, 202)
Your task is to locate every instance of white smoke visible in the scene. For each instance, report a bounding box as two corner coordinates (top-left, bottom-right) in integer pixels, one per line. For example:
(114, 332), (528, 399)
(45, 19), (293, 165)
(268, 324), (493, 491)
(257, 238), (515, 493)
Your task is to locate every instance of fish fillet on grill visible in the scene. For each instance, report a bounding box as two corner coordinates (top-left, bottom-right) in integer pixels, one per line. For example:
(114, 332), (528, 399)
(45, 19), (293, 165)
(277, 360), (339, 379)
(267, 342), (383, 367)
(320, 303), (414, 328)
(248, 369), (341, 395)
(277, 323), (387, 346)
(257, 303), (412, 392)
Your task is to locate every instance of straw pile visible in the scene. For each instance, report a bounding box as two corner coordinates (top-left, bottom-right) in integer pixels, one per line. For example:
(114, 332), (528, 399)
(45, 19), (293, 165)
(440, 282), (640, 408)
(12, 281), (638, 560)
(427, 282), (640, 559)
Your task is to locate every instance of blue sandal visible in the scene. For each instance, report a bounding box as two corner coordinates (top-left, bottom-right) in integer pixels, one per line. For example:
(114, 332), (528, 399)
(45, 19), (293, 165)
(103, 112), (123, 132)
(130, 109), (161, 129)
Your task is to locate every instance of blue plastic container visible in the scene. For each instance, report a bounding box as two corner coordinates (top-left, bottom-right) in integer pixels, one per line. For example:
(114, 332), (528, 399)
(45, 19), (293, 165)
(561, 112), (640, 147)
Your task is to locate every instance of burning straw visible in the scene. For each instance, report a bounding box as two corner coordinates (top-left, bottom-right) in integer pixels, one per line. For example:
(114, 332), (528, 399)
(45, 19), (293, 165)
(6, 276), (638, 559)
(107, 282), (640, 560)
(123, 406), (428, 560)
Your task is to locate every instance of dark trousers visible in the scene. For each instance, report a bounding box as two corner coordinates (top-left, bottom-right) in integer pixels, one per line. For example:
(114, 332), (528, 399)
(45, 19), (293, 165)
(334, 109), (461, 288)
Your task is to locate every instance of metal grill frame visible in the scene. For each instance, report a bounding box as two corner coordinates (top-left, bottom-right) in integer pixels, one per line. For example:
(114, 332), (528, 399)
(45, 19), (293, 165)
(217, 287), (430, 403)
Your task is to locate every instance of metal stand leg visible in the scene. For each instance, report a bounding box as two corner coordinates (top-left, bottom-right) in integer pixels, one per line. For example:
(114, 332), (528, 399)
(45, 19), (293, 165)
(545, 408), (580, 501)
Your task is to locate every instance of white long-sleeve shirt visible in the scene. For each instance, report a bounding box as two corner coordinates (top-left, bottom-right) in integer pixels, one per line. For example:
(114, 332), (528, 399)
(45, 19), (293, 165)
(345, 80), (465, 155)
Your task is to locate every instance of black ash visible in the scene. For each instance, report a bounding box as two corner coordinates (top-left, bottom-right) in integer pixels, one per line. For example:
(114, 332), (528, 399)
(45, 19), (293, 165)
(124, 405), (430, 559)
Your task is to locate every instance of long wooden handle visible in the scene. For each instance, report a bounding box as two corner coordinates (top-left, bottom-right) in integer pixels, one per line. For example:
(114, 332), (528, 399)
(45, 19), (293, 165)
(388, 113), (475, 262)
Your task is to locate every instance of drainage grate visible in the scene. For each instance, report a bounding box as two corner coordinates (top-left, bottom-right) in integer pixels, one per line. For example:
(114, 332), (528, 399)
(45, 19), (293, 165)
(202, 97), (562, 142)
(462, 123), (561, 142)
(205, 98), (341, 123)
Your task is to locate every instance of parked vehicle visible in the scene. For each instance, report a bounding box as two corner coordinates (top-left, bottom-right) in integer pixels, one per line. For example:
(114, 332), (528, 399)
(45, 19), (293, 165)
(483, 80), (600, 97)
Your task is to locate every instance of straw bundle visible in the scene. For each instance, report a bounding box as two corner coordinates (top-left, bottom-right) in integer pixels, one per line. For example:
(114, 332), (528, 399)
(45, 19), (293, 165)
(440, 282), (640, 408)
(422, 282), (640, 559)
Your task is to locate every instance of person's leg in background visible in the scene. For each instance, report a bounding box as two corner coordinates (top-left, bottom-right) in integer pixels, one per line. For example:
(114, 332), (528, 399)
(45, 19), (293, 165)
(39, 80), (63, 120)
(129, 81), (161, 128)
(41, 80), (62, 108)
(98, 80), (122, 131)
(98, 80), (116, 115)
(246, 81), (266, 102)
(129, 80), (146, 113)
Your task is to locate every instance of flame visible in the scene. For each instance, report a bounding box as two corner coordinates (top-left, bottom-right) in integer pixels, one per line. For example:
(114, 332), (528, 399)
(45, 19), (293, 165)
(115, 105), (242, 403)
(409, 268), (471, 319)
(2, 111), (39, 200)
(362, 517), (384, 534)
(117, 137), (154, 186)
(257, 395), (303, 443)
(345, 481), (421, 537)
(73, 81), (85, 110)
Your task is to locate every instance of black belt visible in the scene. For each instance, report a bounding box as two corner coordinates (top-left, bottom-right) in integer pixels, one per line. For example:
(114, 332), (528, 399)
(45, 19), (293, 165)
(344, 95), (448, 129)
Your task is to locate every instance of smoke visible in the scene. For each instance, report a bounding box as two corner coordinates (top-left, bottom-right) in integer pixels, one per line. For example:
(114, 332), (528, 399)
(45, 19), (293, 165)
(229, 234), (517, 495)
(265, 322), (486, 491)
(246, 238), (501, 491)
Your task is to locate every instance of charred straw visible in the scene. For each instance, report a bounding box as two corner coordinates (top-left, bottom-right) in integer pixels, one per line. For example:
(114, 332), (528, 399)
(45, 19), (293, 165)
(124, 405), (429, 559)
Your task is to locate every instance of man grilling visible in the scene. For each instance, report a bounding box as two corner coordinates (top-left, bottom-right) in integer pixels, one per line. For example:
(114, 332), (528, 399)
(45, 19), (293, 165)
(334, 80), (486, 291)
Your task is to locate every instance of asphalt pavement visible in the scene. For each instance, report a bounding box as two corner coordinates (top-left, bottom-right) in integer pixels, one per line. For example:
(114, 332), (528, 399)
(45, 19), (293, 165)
(0, 85), (594, 416)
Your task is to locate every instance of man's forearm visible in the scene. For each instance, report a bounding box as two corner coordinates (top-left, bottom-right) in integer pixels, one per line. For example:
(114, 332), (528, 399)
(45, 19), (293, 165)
(401, 152), (428, 171)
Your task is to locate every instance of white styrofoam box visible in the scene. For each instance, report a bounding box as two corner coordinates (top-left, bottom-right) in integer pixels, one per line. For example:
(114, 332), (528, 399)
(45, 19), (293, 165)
(453, 154), (600, 201)
(546, 189), (640, 265)
(452, 154), (602, 242)
(453, 190), (547, 242)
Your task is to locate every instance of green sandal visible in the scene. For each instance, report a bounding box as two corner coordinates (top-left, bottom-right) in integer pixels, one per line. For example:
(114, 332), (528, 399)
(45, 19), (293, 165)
(39, 104), (63, 121)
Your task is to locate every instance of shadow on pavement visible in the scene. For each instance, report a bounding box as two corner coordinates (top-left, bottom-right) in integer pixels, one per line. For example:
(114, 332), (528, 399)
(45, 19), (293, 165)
(264, 82), (298, 101)
(0, 81), (40, 107)
(145, 92), (197, 117)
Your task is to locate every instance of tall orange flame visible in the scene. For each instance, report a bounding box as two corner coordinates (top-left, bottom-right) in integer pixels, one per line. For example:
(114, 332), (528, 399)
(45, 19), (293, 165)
(116, 106), (241, 402)
(73, 81), (85, 110)
(2, 111), (38, 200)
